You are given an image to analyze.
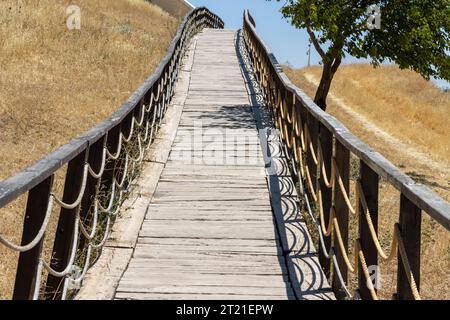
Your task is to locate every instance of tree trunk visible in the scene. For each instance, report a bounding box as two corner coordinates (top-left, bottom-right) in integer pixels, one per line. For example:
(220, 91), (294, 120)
(314, 62), (333, 111)
(314, 58), (341, 111)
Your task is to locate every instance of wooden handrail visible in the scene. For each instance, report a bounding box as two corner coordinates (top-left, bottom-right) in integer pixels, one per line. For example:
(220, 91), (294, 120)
(0, 7), (224, 300)
(242, 9), (449, 300)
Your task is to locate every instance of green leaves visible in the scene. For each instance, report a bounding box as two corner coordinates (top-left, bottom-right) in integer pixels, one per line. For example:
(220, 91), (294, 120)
(275, 0), (450, 81)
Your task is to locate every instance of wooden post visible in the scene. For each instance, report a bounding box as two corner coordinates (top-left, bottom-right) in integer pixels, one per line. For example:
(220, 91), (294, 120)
(305, 113), (319, 198)
(332, 140), (350, 299)
(78, 137), (105, 251)
(318, 124), (333, 278)
(358, 161), (379, 299)
(45, 150), (88, 300)
(119, 113), (134, 186)
(102, 125), (121, 194)
(13, 176), (54, 300)
(397, 194), (421, 300)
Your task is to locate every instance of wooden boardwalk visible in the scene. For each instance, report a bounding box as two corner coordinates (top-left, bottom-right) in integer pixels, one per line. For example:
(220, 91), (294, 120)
(115, 29), (332, 300)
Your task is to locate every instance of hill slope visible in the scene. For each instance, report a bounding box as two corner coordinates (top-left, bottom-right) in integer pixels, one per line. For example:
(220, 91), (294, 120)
(0, 0), (177, 180)
(285, 64), (449, 199)
(0, 0), (177, 299)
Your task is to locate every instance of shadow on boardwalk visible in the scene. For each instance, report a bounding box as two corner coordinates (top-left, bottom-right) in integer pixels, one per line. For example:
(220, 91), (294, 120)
(235, 29), (335, 300)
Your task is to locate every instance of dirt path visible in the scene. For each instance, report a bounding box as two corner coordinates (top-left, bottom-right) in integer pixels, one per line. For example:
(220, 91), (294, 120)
(304, 73), (450, 177)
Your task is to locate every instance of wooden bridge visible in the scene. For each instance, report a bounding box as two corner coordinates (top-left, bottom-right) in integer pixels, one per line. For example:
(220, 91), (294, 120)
(111, 28), (332, 300)
(0, 8), (449, 301)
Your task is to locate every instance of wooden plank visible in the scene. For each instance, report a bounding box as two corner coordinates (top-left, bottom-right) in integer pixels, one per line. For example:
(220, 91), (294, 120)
(146, 203), (273, 211)
(125, 263), (286, 274)
(119, 275), (290, 288)
(128, 257), (285, 268)
(161, 170), (265, 177)
(151, 194), (270, 202)
(147, 204), (272, 211)
(116, 285), (295, 296)
(154, 185), (269, 192)
(145, 210), (272, 217)
(168, 156), (264, 165)
(124, 267), (286, 277)
(140, 220), (277, 231)
(136, 237), (280, 248)
(175, 129), (258, 135)
(157, 179), (267, 186)
(138, 225), (278, 240)
(396, 195), (421, 300)
(145, 215), (273, 222)
(152, 188), (270, 195)
(358, 161), (379, 299)
(163, 164), (265, 171)
(133, 243), (281, 255)
(145, 208), (273, 215)
(75, 247), (133, 300)
(332, 140), (350, 298)
(116, 293), (295, 300)
(171, 141), (261, 147)
(318, 124), (333, 277)
(46, 150), (88, 299)
(13, 176), (54, 300)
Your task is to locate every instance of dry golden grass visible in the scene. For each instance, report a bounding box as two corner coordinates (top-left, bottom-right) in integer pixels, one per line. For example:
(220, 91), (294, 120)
(0, 0), (177, 299)
(285, 64), (450, 199)
(0, 0), (178, 180)
(285, 64), (450, 299)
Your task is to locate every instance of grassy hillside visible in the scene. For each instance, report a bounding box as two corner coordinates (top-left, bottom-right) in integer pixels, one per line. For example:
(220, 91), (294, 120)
(285, 64), (450, 299)
(285, 64), (449, 199)
(0, 0), (177, 299)
(0, 0), (177, 181)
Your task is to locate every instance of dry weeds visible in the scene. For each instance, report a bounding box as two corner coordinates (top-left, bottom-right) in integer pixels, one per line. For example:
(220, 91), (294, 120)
(285, 64), (450, 299)
(0, 0), (177, 299)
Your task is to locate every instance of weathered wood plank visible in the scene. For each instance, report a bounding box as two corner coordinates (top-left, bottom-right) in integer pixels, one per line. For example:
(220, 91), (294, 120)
(119, 275), (290, 288)
(116, 293), (295, 300)
(139, 225), (277, 240)
(136, 237), (280, 247)
(116, 285), (295, 296)
(125, 264), (287, 275)
(128, 257), (285, 268)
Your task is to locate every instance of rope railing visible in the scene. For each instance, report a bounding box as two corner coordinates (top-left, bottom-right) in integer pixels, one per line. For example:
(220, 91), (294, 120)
(242, 9), (450, 300)
(0, 7), (224, 300)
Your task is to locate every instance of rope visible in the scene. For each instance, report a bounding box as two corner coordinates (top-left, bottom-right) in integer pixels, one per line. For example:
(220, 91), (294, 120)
(331, 158), (356, 215)
(88, 148), (107, 179)
(356, 181), (397, 261)
(241, 24), (423, 300)
(42, 212), (80, 278)
(134, 104), (146, 128)
(0, 196), (54, 252)
(78, 201), (99, 241)
(129, 134), (144, 164)
(395, 224), (421, 300)
(106, 133), (123, 160)
(52, 164), (89, 210)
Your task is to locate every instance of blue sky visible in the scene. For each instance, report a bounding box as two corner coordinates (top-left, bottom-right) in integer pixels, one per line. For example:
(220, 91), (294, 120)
(189, 0), (324, 68)
(189, 0), (449, 89)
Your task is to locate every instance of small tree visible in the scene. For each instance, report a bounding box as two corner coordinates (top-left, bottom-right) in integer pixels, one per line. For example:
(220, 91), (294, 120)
(275, 0), (450, 110)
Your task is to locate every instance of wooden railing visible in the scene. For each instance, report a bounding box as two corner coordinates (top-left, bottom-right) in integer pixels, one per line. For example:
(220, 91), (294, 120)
(243, 9), (450, 300)
(0, 7), (223, 300)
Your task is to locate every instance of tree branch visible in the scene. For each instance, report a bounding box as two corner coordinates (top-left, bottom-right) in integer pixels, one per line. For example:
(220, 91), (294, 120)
(305, 20), (326, 59)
